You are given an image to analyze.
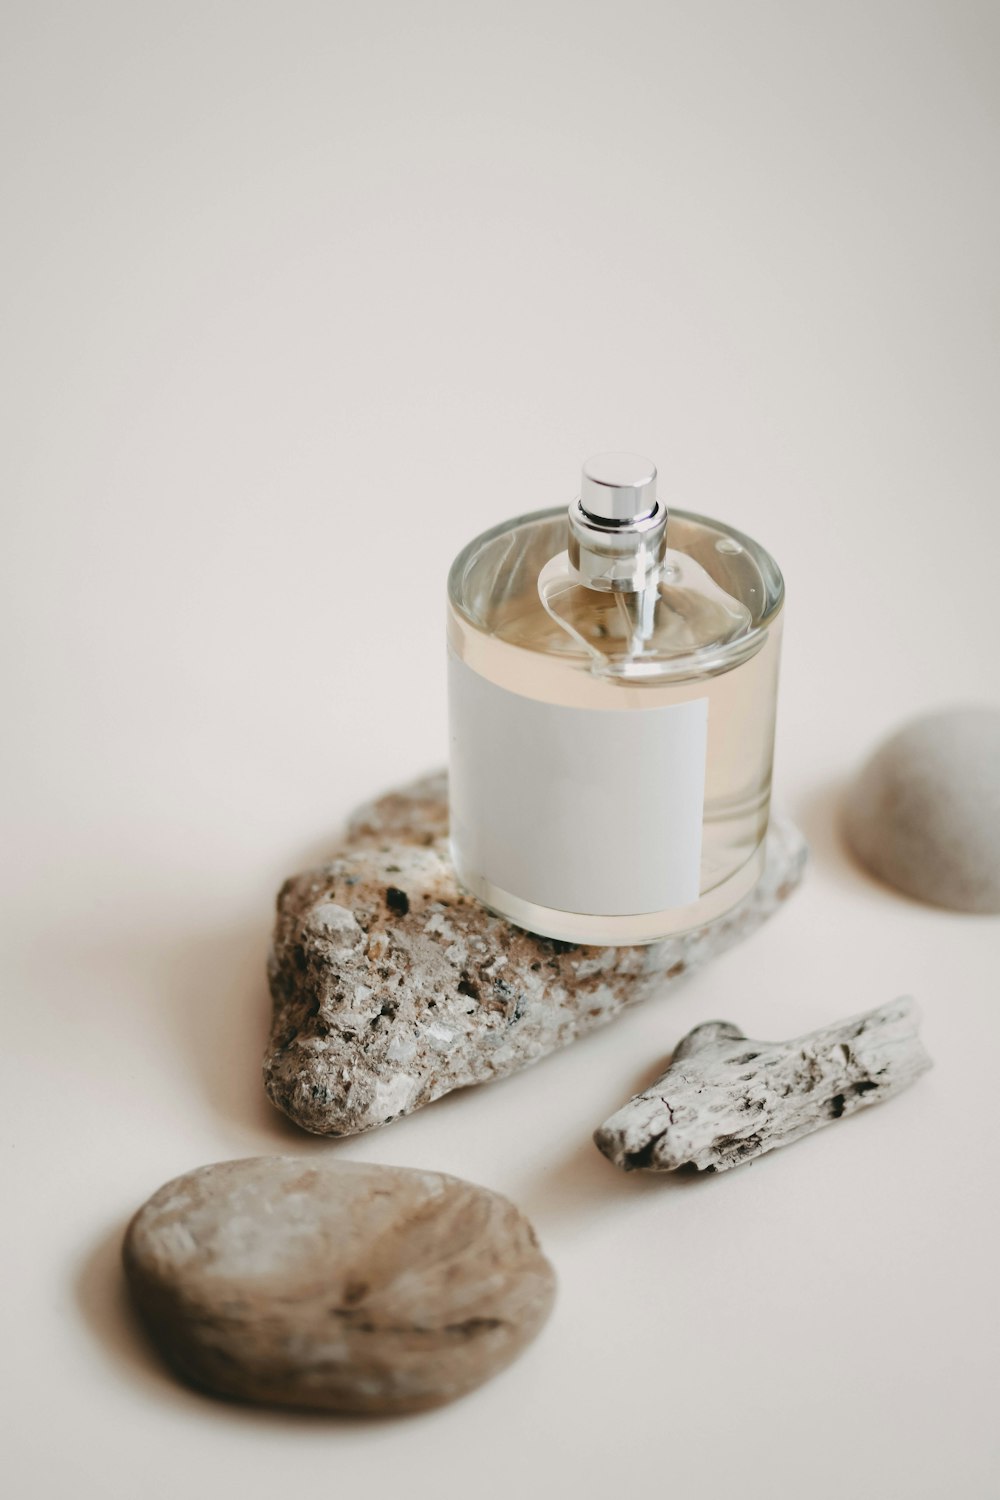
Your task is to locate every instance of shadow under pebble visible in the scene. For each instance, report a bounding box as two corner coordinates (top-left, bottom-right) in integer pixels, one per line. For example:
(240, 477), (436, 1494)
(519, 1130), (735, 1229)
(791, 778), (873, 893)
(75, 1221), (206, 1412)
(74, 1222), (422, 1428)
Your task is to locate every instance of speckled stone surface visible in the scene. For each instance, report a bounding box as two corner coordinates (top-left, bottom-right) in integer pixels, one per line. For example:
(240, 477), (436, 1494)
(123, 1156), (555, 1415)
(844, 706), (1000, 913)
(263, 772), (807, 1137)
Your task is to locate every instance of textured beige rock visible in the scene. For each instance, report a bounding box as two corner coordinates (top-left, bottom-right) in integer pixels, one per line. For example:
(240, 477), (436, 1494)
(595, 997), (932, 1173)
(844, 706), (1000, 913)
(264, 771), (808, 1136)
(123, 1156), (555, 1415)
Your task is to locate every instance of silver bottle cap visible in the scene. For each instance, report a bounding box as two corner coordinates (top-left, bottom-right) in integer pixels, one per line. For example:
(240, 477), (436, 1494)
(569, 452), (667, 591)
(580, 452), (658, 523)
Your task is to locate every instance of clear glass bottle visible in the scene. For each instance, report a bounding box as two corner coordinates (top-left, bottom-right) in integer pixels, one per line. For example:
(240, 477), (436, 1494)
(447, 454), (784, 944)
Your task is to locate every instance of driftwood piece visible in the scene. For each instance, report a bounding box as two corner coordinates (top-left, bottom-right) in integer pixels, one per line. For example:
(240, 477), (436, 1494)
(594, 998), (931, 1173)
(264, 772), (807, 1137)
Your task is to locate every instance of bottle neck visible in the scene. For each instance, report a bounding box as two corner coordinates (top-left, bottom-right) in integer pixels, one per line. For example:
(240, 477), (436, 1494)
(566, 497), (669, 593)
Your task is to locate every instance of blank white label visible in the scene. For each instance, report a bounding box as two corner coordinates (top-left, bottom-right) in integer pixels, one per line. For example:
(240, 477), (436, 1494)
(448, 652), (708, 916)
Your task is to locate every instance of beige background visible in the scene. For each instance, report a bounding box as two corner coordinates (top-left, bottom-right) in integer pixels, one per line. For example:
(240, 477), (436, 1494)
(3, 3), (999, 1496)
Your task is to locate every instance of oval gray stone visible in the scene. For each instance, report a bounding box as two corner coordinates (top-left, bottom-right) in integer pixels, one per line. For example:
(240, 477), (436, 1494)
(844, 706), (1000, 913)
(122, 1156), (556, 1415)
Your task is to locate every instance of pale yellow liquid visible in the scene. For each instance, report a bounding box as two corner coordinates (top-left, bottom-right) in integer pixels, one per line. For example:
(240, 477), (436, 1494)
(447, 510), (784, 944)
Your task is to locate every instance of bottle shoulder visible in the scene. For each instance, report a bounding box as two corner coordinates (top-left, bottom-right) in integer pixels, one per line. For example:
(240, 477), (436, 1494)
(448, 506), (783, 683)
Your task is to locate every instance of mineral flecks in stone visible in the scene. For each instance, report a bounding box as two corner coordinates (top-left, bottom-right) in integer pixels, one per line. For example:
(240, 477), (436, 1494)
(844, 706), (1000, 913)
(264, 772), (807, 1137)
(123, 1156), (555, 1415)
(594, 997), (932, 1173)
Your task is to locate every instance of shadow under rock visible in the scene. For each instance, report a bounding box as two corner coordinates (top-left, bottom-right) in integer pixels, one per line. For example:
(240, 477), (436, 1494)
(83, 917), (352, 1149)
(386, 994), (689, 1144)
(519, 1132), (720, 1227)
(793, 774), (963, 915)
(74, 1222), (419, 1429)
(514, 1031), (765, 1227)
(75, 1221), (221, 1415)
(154, 921), (292, 1140)
(792, 777), (882, 894)
(158, 918), (415, 1150)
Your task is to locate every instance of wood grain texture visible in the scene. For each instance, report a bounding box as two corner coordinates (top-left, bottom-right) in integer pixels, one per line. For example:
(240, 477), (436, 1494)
(594, 998), (932, 1173)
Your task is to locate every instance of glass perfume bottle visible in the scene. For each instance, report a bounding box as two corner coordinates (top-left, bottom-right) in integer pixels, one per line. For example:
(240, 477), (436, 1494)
(447, 454), (784, 944)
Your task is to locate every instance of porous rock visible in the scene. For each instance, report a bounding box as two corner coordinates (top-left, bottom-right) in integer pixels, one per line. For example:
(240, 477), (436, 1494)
(123, 1156), (555, 1415)
(594, 997), (931, 1173)
(844, 706), (1000, 913)
(264, 771), (807, 1136)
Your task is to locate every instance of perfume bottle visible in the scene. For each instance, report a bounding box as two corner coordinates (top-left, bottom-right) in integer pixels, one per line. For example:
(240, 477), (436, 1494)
(447, 454), (784, 944)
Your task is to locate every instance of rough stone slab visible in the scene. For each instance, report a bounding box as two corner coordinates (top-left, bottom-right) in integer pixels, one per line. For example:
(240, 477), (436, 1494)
(594, 997), (932, 1174)
(123, 1156), (556, 1415)
(264, 771), (807, 1137)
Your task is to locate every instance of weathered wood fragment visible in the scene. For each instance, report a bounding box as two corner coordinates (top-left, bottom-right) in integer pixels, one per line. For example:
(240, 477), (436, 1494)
(594, 998), (931, 1173)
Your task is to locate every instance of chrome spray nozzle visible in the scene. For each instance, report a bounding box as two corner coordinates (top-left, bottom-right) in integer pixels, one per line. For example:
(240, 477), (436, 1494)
(568, 452), (668, 591)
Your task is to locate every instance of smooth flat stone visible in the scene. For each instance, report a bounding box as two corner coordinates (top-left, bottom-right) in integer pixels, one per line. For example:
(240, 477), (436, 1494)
(123, 1156), (556, 1415)
(844, 706), (1000, 913)
(264, 772), (807, 1137)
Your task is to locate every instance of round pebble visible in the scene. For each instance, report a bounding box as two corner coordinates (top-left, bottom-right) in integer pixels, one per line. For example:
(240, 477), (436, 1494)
(843, 706), (1000, 913)
(123, 1156), (556, 1415)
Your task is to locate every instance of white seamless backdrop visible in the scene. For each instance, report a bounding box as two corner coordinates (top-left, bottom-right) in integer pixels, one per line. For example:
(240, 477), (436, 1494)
(2, 4), (998, 1498)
